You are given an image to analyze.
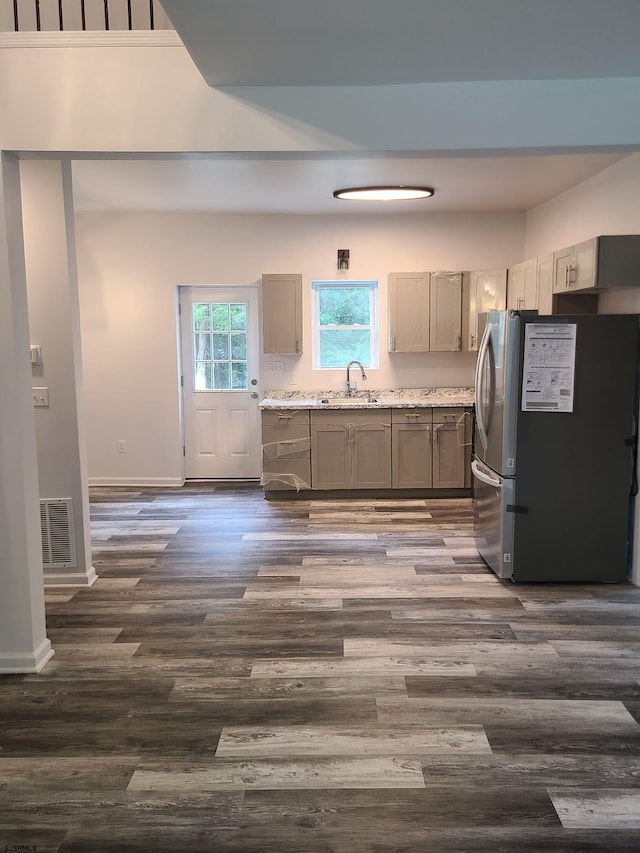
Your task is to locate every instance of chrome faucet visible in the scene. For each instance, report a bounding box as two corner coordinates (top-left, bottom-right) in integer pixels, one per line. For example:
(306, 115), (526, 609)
(345, 360), (367, 397)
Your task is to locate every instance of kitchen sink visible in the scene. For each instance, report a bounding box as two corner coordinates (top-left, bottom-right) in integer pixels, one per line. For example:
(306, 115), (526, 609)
(317, 396), (385, 405)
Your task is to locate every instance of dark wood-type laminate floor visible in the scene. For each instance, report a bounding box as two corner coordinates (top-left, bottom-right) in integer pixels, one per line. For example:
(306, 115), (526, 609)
(2, 484), (640, 852)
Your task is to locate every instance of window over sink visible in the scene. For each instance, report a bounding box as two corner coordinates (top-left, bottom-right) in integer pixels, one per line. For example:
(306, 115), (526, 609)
(311, 280), (378, 369)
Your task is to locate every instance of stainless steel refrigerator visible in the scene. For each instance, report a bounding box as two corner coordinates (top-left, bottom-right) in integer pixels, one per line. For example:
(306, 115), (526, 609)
(472, 310), (639, 582)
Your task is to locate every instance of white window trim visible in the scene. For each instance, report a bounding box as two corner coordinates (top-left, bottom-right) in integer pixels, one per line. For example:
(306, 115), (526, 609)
(311, 280), (379, 370)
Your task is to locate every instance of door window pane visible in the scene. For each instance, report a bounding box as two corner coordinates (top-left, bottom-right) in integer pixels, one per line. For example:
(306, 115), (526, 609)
(194, 362), (212, 390)
(212, 333), (230, 361)
(214, 362), (230, 389)
(194, 333), (211, 361)
(231, 362), (248, 389)
(231, 333), (247, 360)
(192, 301), (249, 391)
(230, 303), (247, 330)
(193, 303), (211, 331)
(212, 304), (229, 331)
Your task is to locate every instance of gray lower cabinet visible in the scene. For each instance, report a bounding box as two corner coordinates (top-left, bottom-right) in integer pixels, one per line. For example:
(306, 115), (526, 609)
(392, 407), (472, 489)
(263, 406), (472, 492)
(261, 409), (311, 491)
(433, 408), (471, 488)
(311, 409), (392, 489)
(392, 409), (433, 488)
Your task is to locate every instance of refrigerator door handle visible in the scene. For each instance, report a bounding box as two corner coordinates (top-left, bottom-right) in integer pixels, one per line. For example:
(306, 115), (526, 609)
(471, 458), (501, 488)
(475, 322), (491, 450)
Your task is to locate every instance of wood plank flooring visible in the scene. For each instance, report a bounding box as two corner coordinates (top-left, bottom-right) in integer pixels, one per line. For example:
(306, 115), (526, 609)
(2, 483), (640, 852)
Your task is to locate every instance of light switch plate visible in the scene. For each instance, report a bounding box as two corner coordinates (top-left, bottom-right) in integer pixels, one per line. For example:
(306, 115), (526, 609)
(33, 387), (49, 407)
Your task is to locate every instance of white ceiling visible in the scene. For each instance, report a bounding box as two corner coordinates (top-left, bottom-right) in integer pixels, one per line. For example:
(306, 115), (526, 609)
(71, 1), (640, 216)
(71, 152), (627, 216)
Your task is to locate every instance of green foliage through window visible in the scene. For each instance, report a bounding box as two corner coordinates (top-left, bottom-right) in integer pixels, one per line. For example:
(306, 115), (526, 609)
(193, 302), (248, 390)
(313, 281), (378, 369)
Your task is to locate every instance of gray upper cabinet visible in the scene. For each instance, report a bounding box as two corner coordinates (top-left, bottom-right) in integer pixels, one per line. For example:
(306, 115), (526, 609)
(536, 253), (554, 315)
(507, 259), (537, 311)
(261, 273), (303, 354)
(388, 272), (430, 352)
(429, 272), (463, 352)
(466, 268), (507, 351)
(552, 235), (640, 294)
(389, 271), (463, 353)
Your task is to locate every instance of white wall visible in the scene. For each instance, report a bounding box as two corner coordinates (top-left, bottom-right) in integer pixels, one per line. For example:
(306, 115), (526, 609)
(525, 153), (640, 258)
(76, 209), (525, 484)
(2, 43), (640, 156)
(21, 160), (95, 586)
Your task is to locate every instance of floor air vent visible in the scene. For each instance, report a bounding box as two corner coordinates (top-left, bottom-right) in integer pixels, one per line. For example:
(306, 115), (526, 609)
(40, 498), (77, 568)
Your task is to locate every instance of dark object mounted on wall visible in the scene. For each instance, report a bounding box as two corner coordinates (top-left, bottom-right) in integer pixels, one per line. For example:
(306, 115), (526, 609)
(338, 249), (350, 270)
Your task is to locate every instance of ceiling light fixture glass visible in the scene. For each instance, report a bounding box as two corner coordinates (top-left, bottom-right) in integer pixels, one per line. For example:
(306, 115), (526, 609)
(333, 185), (435, 202)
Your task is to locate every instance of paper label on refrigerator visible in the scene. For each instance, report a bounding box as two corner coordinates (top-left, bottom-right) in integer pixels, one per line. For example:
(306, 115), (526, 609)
(521, 323), (577, 412)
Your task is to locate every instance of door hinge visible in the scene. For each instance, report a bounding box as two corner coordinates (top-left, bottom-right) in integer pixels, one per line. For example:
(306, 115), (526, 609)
(183, 446), (186, 457)
(180, 375), (184, 387)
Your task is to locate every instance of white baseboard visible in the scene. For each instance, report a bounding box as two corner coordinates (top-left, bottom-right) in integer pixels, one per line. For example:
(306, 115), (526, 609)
(0, 638), (54, 674)
(44, 565), (98, 588)
(88, 477), (185, 488)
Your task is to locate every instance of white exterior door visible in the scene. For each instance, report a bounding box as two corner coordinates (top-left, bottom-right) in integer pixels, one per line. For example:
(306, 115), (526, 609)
(180, 286), (261, 479)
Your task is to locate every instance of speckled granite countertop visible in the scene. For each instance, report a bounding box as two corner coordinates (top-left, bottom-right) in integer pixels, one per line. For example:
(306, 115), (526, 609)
(259, 388), (475, 410)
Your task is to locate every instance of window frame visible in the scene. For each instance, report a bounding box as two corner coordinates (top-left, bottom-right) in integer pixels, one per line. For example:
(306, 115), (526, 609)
(311, 280), (379, 370)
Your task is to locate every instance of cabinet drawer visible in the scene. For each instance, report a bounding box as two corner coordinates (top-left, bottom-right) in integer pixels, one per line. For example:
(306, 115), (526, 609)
(262, 425), (310, 457)
(391, 408), (432, 425)
(311, 409), (391, 426)
(262, 459), (311, 491)
(262, 409), (310, 428)
(433, 407), (469, 423)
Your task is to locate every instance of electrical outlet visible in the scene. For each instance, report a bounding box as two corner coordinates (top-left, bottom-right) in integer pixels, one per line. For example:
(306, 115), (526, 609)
(267, 361), (285, 373)
(288, 375), (297, 385)
(117, 440), (127, 453)
(32, 387), (49, 407)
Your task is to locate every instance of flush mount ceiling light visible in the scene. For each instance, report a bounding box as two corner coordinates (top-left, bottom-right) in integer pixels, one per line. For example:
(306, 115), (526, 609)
(333, 185), (435, 202)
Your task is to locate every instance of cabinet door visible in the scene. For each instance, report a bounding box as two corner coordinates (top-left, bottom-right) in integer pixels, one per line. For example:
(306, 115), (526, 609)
(552, 249), (574, 294)
(573, 237), (598, 291)
(508, 259), (537, 310)
(433, 411), (468, 488)
(507, 267), (524, 310)
(468, 269), (507, 350)
(392, 423), (432, 488)
(536, 254), (554, 315)
(261, 274), (302, 354)
(429, 272), (462, 351)
(388, 272), (430, 351)
(311, 421), (350, 489)
(352, 422), (392, 488)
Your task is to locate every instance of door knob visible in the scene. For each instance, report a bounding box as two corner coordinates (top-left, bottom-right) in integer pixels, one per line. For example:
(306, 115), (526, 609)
(251, 392), (258, 399)
(251, 379), (258, 385)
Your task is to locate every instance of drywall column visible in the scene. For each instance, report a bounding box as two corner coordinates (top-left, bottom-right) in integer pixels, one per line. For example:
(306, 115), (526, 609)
(0, 153), (54, 673)
(21, 159), (96, 587)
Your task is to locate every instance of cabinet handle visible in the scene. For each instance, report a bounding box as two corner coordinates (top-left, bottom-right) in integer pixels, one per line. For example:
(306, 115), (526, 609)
(564, 265), (570, 289)
(391, 336), (396, 351)
(295, 340), (300, 353)
(470, 334), (475, 348)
